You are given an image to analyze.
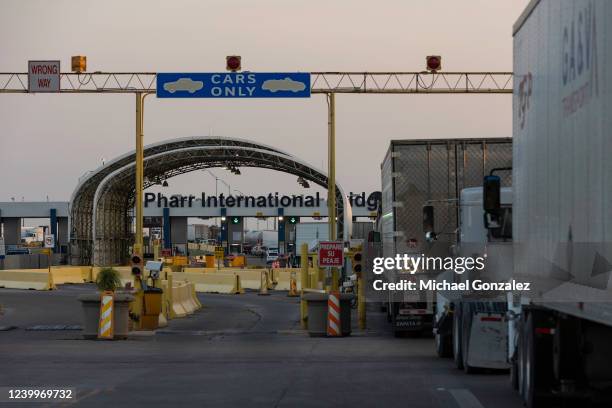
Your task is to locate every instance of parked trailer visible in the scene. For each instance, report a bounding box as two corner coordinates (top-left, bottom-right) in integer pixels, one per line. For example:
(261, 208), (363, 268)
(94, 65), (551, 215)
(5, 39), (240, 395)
(512, 1), (612, 406)
(380, 138), (512, 336)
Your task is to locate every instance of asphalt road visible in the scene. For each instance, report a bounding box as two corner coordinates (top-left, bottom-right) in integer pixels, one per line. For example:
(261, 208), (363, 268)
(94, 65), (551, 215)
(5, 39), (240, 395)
(0, 285), (524, 408)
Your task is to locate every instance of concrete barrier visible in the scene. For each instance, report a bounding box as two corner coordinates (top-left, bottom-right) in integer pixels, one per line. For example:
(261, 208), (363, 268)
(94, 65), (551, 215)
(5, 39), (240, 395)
(234, 269), (265, 290)
(179, 282), (197, 314)
(182, 267), (218, 273)
(0, 269), (55, 290)
(175, 268), (303, 292)
(51, 266), (90, 284)
(158, 281), (169, 328)
(274, 269), (303, 291)
(161, 279), (177, 319)
(190, 282), (202, 309)
(173, 272), (243, 294)
(170, 281), (189, 318)
(164, 275), (192, 319)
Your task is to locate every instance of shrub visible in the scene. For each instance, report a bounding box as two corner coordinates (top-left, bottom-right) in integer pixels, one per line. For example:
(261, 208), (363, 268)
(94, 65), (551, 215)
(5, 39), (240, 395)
(95, 267), (122, 292)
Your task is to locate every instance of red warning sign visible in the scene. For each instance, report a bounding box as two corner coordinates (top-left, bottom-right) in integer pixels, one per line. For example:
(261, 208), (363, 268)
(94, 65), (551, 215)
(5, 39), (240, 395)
(318, 241), (344, 268)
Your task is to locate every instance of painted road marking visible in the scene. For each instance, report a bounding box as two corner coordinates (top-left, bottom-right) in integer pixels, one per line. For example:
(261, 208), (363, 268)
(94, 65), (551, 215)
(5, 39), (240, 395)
(449, 389), (485, 408)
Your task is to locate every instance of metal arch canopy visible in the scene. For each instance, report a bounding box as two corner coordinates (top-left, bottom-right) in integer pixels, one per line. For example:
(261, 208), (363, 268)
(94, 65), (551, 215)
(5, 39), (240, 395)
(69, 137), (288, 264)
(69, 137), (350, 266)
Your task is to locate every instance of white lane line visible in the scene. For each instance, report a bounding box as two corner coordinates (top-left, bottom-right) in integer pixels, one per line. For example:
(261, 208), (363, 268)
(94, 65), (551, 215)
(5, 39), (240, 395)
(448, 389), (486, 408)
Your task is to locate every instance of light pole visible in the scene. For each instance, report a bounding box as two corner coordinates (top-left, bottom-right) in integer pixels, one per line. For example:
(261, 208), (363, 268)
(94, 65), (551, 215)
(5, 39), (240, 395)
(233, 189), (246, 230)
(218, 178), (230, 196)
(202, 169), (232, 225)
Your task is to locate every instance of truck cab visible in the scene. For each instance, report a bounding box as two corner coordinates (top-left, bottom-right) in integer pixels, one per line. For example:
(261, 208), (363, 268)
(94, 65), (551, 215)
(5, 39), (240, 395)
(434, 184), (513, 373)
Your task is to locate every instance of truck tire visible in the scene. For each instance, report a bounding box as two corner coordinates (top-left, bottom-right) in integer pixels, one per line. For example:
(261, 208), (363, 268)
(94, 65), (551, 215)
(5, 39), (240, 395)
(435, 331), (452, 358)
(511, 314), (523, 392)
(518, 312), (527, 399)
(453, 302), (464, 370)
(511, 356), (519, 390)
(553, 316), (581, 386)
(523, 312), (553, 408)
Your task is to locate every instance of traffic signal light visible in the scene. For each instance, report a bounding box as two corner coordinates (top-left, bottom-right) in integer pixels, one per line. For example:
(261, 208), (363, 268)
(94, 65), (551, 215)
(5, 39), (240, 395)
(230, 216), (241, 225)
(426, 55), (442, 72)
(226, 55), (241, 72)
(287, 216), (299, 224)
(131, 253), (143, 276)
(352, 249), (363, 275)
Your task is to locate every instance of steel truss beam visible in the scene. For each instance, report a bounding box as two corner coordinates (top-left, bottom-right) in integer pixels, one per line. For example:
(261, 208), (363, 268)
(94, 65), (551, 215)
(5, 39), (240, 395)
(0, 72), (513, 94)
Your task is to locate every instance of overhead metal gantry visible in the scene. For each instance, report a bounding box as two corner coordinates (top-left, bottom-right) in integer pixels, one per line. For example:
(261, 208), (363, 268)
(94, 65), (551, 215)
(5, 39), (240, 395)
(0, 69), (513, 296)
(0, 71), (513, 94)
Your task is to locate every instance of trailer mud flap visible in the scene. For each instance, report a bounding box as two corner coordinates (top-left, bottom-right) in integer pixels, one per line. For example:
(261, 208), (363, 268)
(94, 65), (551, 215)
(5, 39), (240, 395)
(466, 312), (510, 369)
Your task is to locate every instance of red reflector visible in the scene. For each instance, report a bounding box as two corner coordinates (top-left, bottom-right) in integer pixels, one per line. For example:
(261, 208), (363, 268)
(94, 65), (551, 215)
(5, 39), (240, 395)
(535, 327), (555, 335)
(480, 316), (502, 322)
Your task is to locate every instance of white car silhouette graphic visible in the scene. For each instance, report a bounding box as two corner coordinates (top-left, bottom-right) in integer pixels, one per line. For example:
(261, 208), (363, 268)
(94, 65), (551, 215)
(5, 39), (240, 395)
(262, 77), (306, 93)
(163, 78), (204, 94)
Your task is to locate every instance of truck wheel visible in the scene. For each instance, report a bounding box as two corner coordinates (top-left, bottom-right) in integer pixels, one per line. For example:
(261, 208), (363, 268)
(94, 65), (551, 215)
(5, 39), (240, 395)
(511, 357), (519, 390)
(461, 302), (476, 374)
(518, 313), (527, 399)
(524, 312), (553, 408)
(435, 332), (452, 358)
(453, 302), (463, 369)
(553, 316), (581, 386)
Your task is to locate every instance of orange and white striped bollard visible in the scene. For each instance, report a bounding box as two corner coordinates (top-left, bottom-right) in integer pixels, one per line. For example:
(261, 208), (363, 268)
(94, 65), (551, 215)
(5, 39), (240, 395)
(327, 291), (341, 337)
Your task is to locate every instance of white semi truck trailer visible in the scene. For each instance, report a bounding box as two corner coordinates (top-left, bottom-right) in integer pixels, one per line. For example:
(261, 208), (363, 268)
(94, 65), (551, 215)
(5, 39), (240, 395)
(380, 139), (512, 336)
(511, 1), (612, 406)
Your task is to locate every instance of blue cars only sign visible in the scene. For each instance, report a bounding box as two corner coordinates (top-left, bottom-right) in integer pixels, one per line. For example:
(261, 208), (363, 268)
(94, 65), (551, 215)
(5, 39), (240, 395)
(156, 72), (310, 98)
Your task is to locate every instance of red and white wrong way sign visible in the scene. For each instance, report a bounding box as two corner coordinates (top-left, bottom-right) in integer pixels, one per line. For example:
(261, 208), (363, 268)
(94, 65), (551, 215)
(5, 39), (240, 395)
(318, 241), (344, 268)
(28, 60), (60, 92)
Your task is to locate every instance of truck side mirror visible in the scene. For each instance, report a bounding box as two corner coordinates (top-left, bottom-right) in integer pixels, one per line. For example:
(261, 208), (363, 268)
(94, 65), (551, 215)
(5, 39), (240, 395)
(423, 205), (435, 233)
(483, 175), (501, 212)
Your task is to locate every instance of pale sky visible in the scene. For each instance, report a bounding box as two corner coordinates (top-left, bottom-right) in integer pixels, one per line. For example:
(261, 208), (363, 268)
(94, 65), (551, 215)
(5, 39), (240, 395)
(0, 0), (529, 204)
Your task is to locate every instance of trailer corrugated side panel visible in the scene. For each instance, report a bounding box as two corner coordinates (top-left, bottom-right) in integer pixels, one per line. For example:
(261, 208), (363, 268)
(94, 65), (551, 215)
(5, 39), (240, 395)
(380, 145), (395, 258)
(381, 139), (512, 260)
(513, 0), (612, 310)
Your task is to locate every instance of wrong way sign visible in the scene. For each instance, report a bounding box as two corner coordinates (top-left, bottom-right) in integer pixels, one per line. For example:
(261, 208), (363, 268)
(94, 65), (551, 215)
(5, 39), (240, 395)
(28, 60), (60, 92)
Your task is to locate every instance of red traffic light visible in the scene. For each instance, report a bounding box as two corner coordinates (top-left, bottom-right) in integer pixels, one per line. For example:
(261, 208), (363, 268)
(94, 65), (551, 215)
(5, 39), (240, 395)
(131, 253), (143, 276)
(352, 251), (362, 274)
(426, 55), (442, 72)
(226, 55), (241, 72)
